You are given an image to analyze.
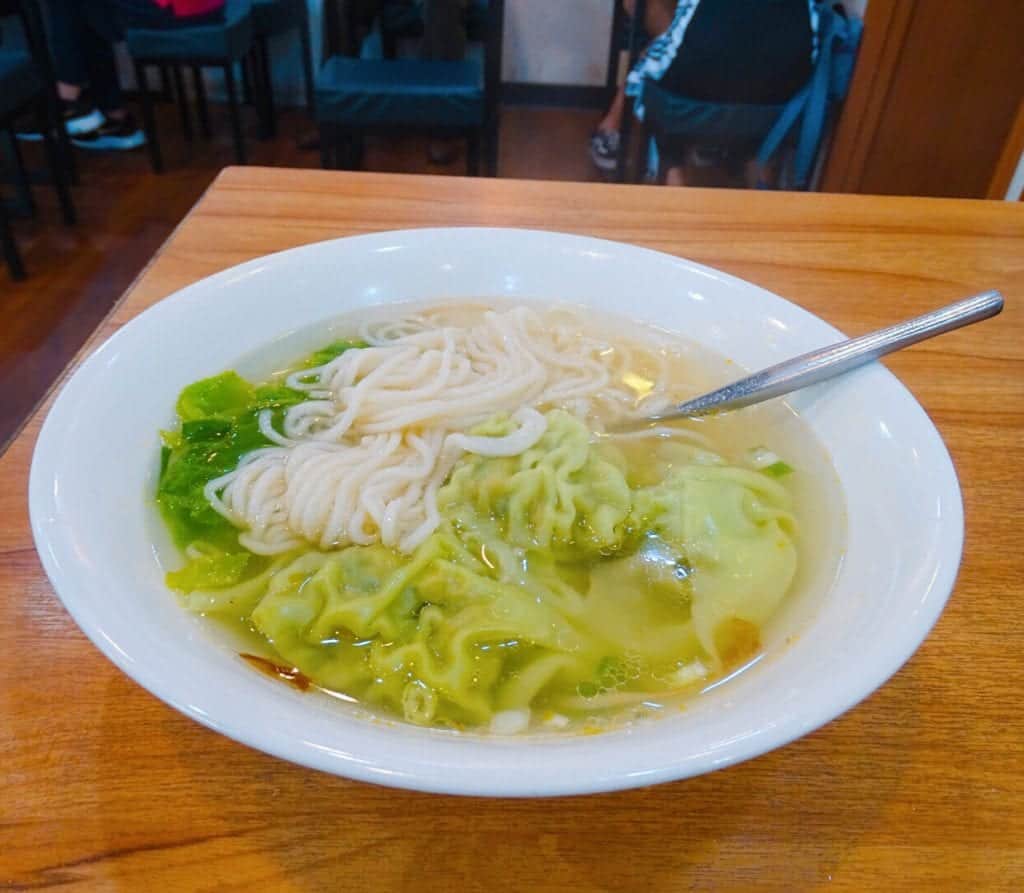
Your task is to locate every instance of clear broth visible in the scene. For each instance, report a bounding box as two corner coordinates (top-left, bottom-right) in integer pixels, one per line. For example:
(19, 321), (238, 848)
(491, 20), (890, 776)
(157, 300), (846, 734)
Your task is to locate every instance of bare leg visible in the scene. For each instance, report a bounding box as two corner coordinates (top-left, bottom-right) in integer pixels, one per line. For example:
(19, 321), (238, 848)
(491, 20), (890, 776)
(665, 165), (686, 186)
(746, 153), (780, 188)
(597, 0), (677, 134)
(597, 87), (626, 134)
(644, 0), (676, 36)
(591, 0), (679, 170)
(624, 0), (676, 38)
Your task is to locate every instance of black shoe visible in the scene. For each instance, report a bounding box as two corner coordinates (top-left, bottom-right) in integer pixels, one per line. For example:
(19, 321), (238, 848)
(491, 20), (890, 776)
(17, 95), (104, 142)
(71, 113), (146, 151)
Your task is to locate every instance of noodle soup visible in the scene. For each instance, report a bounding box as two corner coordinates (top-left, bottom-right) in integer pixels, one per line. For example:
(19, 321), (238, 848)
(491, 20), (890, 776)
(155, 302), (843, 734)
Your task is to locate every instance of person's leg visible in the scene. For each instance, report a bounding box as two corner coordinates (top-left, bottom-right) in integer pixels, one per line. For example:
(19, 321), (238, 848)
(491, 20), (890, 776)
(21, 0), (110, 139)
(47, 0), (91, 97)
(605, 0), (675, 129)
(47, 0), (130, 115)
(641, 0), (676, 39)
(591, 0), (677, 170)
(67, 1), (149, 148)
(664, 165), (686, 186)
(597, 88), (626, 136)
(76, 16), (126, 115)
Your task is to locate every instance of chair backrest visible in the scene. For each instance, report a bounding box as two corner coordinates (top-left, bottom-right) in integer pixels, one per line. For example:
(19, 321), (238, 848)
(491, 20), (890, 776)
(380, 1), (504, 64)
(2, 0), (56, 81)
(375, 0), (505, 127)
(0, 1), (61, 116)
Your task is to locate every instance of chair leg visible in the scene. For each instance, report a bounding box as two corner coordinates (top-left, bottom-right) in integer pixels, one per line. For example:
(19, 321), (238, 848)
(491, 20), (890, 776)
(159, 65), (173, 102)
(319, 124), (333, 169)
(223, 64), (247, 165)
(5, 128), (36, 216)
(254, 37), (276, 140)
(298, 9), (316, 115)
(191, 66), (211, 140)
(327, 130), (361, 170)
(241, 57), (253, 106)
(248, 50), (266, 139)
(57, 124), (78, 187)
(260, 37), (276, 138)
(135, 62), (163, 173)
(42, 83), (78, 186)
(614, 103), (633, 184)
(341, 132), (364, 170)
(484, 117), (499, 177)
(37, 101), (76, 226)
(170, 65), (193, 143)
(0, 198), (26, 281)
(466, 132), (481, 176)
(632, 123), (652, 183)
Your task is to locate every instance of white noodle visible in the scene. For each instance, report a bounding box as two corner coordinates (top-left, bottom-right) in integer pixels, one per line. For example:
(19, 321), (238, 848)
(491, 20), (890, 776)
(206, 306), (675, 554)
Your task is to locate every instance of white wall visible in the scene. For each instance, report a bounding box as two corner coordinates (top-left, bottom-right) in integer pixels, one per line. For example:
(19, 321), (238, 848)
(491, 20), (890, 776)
(502, 0), (615, 86)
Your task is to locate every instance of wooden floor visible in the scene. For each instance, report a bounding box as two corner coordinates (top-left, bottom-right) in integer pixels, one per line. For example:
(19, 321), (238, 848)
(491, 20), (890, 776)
(0, 102), (603, 450)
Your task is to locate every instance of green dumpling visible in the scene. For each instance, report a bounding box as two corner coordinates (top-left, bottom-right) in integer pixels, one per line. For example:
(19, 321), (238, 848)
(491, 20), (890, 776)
(632, 465), (798, 667)
(439, 410), (632, 561)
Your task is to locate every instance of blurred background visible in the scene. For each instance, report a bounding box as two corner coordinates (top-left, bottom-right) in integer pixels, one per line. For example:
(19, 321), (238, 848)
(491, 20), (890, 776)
(0, 0), (1021, 444)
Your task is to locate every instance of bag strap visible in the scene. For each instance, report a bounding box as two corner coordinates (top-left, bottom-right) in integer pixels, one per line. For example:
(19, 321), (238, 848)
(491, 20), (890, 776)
(755, 84), (811, 183)
(756, 5), (846, 188)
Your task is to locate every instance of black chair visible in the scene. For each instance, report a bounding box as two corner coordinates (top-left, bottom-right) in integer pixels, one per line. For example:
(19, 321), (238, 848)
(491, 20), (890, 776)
(378, 0), (490, 59)
(125, 0), (257, 171)
(251, 0), (316, 137)
(316, 0), (504, 176)
(0, 0), (76, 281)
(0, 193), (22, 281)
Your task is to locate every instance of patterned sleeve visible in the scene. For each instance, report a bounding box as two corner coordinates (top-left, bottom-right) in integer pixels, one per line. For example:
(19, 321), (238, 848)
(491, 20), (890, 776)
(625, 0), (703, 120)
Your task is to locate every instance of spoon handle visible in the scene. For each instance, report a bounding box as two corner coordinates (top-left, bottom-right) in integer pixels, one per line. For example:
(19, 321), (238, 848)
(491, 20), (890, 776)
(653, 290), (1004, 420)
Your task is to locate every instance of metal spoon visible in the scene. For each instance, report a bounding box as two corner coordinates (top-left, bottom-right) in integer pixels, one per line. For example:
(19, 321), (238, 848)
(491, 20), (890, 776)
(635, 290), (1004, 424)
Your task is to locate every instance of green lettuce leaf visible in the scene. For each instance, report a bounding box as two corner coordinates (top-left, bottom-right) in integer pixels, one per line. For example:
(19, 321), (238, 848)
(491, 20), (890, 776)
(158, 373), (304, 550)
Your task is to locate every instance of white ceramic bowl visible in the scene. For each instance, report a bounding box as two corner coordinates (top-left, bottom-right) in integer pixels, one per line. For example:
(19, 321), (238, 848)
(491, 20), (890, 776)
(29, 228), (962, 796)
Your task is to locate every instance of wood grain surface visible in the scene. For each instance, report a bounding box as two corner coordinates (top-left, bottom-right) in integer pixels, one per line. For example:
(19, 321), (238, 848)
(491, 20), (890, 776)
(2, 169), (1022, 892)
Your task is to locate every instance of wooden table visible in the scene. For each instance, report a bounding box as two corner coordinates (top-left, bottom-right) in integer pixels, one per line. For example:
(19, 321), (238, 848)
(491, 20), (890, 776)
(2, 169), (1022, 891)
